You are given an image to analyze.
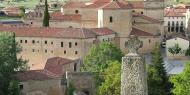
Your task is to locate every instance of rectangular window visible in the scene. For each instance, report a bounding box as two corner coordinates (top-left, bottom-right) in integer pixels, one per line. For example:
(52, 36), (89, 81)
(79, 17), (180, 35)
(51, 42), (53, 45)
(149, 39), (151, 43)
(75, 51), (78, 55)
(25, 40), (27, 43)
(75, 42), (78, 46)
(45, 49), (47, 53)
(32, 40), (35, 44)
(19, 85), (23, 90)
(45, 41), (47, 44)
(20, 40), (22, 43)
(61, 42), (63, 47)
(64, 50), (66, 54)
(32, 49), (35, 52)
(69, 42), (72, 48)
(109, 16), (113, 23)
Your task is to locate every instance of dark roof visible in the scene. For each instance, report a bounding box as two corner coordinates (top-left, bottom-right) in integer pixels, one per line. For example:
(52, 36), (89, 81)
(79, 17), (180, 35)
(16, 70), (58, 81)
(44, 57), (74, 76)
(130, 27), (154, 36)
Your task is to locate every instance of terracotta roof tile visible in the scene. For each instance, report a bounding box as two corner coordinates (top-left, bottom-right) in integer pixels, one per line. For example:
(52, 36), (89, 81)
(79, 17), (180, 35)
(101, 0), (131, 9)
(128, 1), (144, 9)
(63, 1), (85, 8)
(164, 8), (187, 17)
(133, 12), (160, 23)
(16, 70), (58, 81)
(91, 27), (116, 36)
(50, 11), (81, 21)
(0, 26), (97, 39)
(130, 27), (153, 36)
(44, 57), (74, 76)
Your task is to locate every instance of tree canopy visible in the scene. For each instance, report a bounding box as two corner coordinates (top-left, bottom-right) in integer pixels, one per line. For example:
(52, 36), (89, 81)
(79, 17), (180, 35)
(147, 43), (172, 95)
(82, 42), (124, 72)
(97, 61), (121, 95)
(170, 62), (190, 95)
(0, 32), (27, 95)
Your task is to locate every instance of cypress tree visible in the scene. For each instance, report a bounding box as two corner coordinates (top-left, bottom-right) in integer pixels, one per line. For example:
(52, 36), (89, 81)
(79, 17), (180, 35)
(147, 43), (172, 95)
(43, 0), (50, 27)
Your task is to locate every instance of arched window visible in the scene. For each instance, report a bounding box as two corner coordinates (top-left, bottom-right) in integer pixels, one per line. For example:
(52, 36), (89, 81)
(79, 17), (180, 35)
(109, 16), (113, 23)
(141, 11), (143, 14)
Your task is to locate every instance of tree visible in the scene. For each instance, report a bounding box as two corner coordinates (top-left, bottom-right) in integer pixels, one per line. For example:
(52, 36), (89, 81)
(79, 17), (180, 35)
(97, 61), (121, 95)
(82, 42), (124, 72)
(170, 62), (190, 95)
(65, 82), (75, 95)
(147, 43), (172, 95)
(19, 6), (25, 18)
(8, 80), (20, 95)
(0, 32), (27, 95)
(43, 0), (50, 27)
(168, 43), (182, 56)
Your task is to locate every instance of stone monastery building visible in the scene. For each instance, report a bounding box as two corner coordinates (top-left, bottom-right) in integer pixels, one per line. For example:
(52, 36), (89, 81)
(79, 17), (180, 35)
(0, 0), (164, 69)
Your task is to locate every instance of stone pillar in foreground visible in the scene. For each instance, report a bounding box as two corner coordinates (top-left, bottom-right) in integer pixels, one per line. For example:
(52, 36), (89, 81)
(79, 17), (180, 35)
(121, 36), (148, 95)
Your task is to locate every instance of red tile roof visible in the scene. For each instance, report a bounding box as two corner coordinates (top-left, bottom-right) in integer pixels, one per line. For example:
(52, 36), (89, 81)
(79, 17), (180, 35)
(101, 0), (131, 9)
(130, 27), (153, 36)
(50, 11), (81, 21)
(133, 12), (160, 23)
(164, 8), (187, 17)
(0, 26), (97, 39)
(63, 1), (85, 8)
(16, 70), (58, 81)
(44, 57), (74, 76)
(2, 7), (21, 16)
(91, 27), (116, 36)
(128, 1), (144, 9)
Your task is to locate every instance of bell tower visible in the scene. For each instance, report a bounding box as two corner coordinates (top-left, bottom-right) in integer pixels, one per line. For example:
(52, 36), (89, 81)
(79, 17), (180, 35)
(144, 0), (164, 21)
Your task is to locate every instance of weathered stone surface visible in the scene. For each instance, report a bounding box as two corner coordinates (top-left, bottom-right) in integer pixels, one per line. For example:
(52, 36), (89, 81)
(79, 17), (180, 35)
(121, 36), (148, 95)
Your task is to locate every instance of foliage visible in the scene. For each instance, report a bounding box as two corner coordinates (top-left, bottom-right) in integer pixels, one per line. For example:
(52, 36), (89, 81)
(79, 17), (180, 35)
(8, 80), (20, 95)
(19, 6), (25, 18)
(168, 43), (182, 56)
(43, 0), (50, 27)
(65, 82), (75, 95)
(185, 48), (190, 56)
(170, 62), (190, 95)
(0, 32), (27, 95)
(97, 61), (121, 95)
(147, 43), (172, 95)
(82, 42), (124, 72)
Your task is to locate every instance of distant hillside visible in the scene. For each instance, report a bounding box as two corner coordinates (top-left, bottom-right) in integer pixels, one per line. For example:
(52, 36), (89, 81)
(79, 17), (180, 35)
(166, 0), (190, 5)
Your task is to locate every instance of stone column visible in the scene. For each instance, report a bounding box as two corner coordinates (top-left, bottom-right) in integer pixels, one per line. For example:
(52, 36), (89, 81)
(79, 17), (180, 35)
(121, 36), (148, 95)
